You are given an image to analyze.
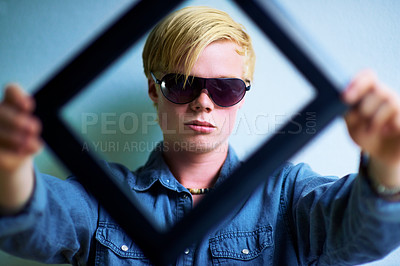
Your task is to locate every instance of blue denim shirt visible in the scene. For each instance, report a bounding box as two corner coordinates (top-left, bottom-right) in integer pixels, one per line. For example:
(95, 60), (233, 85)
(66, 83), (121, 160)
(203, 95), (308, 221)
(1, 144), (400, 265)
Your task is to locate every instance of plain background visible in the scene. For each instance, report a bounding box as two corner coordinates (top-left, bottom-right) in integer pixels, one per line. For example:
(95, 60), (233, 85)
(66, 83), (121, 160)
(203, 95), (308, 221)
(0, 0), (399, 265)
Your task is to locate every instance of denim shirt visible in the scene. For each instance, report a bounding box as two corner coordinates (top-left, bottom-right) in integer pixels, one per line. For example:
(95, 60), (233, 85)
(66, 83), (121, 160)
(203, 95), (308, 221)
(1, 144), (400, 265)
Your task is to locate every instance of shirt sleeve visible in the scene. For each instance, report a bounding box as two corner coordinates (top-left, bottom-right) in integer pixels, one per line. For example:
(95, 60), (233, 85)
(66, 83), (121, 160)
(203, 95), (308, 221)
(0, 166), (99, 265)
(285, 163), (400, 265)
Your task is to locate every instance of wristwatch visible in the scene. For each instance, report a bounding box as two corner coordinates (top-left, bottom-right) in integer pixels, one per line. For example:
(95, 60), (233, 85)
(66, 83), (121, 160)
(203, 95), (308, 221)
(359, 152), (400, 199)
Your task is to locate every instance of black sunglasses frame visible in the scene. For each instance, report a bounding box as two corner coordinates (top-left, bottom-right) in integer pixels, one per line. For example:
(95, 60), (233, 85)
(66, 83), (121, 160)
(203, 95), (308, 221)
(32, 0), (350, 265)
(150, 72), (251, 107)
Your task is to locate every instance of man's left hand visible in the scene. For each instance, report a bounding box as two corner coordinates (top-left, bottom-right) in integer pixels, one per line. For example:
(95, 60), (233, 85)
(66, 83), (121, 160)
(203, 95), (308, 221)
(343, 70), (400, 188)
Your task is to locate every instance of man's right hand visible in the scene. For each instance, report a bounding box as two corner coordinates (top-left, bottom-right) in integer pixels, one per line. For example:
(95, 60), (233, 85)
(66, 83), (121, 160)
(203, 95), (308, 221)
(0, 84), (42, 214)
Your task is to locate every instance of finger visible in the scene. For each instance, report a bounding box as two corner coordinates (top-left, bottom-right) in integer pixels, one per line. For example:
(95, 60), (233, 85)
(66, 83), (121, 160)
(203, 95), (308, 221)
(368, 99), (395, 134)
(23, 134), (43, 155)
(0, 125), (42, 155)
(3, 83), (35, 112)
(27, 116), (42, 137)
(342, 70), (377, 105)
(382, 104), (400, 135)
(0, 105), (40, 135)
(0, 127), (27, 152)
(379, 86), (400, 133)
(345, 108), (361, 131)
(345, 108), (370, 144)
(357, 91), (383, 119)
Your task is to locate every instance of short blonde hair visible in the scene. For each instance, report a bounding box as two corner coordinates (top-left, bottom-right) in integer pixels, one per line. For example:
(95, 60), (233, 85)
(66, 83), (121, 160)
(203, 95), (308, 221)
(142, 6), (255, 82)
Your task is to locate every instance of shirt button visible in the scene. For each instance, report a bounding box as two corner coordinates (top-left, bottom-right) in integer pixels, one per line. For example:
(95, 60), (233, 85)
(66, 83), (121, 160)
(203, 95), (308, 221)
(242, 248), (249, 254)
(121, 245), (129, 252)
(184, 248), (190, 255)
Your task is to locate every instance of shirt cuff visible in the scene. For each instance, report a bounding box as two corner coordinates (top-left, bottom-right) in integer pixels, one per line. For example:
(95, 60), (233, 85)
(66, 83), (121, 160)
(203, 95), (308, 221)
(355, 171), (400, 223)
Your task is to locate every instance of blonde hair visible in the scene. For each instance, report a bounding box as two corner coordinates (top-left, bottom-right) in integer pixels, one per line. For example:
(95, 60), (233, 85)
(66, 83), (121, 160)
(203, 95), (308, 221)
(142, 6), (255, 82)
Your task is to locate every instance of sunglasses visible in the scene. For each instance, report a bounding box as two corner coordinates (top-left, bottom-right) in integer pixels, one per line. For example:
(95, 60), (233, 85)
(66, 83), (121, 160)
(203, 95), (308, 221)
(151, 72), (251, 107)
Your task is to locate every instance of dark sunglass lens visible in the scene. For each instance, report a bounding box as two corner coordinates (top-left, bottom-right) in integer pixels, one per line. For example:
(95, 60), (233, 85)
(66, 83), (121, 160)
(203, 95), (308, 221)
(208, 79), (246, 107)
(161, 74), (200, 104)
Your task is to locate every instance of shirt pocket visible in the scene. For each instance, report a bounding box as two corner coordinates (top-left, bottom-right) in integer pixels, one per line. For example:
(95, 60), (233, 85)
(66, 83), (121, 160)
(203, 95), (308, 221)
(209, 225), (273, 265)
(95, 223), (151, 265)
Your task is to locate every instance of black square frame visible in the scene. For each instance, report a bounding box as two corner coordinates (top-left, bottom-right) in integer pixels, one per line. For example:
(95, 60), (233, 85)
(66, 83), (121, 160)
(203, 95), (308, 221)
(33, 0), (349, 265)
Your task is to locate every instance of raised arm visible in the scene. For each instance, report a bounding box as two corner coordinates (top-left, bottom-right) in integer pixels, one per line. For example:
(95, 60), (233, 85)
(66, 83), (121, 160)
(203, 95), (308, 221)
(0, 84), (98, 264)
(288, 71), (400, 264)
(0, 84), (42, 214)
(343, 70), (400, 198)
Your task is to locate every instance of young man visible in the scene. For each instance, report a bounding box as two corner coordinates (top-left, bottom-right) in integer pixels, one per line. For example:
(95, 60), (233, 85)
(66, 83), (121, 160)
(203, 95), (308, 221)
(1, 6), (400, 265)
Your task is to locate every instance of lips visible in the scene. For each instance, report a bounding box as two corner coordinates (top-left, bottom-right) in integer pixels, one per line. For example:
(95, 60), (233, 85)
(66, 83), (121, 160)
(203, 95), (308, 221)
(184, 120), (216, 133)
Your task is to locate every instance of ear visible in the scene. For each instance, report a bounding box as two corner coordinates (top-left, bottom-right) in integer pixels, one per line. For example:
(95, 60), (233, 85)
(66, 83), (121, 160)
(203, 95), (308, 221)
(148, 78), (159, 104)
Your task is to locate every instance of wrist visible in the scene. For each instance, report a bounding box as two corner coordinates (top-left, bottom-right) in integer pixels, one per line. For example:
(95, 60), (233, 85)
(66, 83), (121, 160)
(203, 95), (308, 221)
(0, 159), (35, 215)
(360, 152), (400, 201)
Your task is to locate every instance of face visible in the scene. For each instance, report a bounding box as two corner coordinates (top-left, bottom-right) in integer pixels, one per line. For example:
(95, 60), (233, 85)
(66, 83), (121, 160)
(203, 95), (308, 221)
(148, 40), (245, 153)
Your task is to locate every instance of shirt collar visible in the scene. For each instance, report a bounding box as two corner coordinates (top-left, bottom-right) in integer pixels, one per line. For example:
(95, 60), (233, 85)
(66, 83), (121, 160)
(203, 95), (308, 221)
(131, 142), (241, 192)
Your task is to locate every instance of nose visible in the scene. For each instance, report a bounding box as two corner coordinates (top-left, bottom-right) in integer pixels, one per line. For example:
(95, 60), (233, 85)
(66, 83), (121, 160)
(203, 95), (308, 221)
(189, 89), (214, 113)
